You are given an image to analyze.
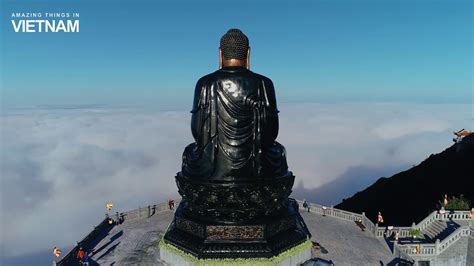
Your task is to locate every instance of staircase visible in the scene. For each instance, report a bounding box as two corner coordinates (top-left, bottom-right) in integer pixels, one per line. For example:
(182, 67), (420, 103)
(422, 220), (460, 241)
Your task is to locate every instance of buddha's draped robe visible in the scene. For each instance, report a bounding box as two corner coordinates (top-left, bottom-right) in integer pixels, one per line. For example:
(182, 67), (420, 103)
(181, 66), (289, 181)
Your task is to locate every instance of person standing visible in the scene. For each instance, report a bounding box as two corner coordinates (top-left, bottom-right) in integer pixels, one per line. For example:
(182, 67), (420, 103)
(82, 251), (89, 266)
(302, 200), (308, 212)
(322, 206), (327, 216)
(377, 212), (384, 224)
(76, 247), (85, 264)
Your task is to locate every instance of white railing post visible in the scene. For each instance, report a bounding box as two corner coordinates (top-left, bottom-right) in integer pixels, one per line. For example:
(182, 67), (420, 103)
(435, 239), (440, 255)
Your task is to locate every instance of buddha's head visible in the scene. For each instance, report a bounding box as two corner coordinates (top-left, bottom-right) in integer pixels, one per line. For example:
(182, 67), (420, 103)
(219, 28), (250, 69)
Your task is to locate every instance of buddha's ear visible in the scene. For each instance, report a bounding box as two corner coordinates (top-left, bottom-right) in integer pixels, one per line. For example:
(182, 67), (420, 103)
(246, 47), (251, 70)
(219, 48), (223, 69)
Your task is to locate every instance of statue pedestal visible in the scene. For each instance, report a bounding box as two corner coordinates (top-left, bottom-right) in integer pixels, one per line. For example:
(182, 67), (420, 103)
(159, 240), (311, 266)
(160, 199), (311, 265)
(160, 235), (312, 266)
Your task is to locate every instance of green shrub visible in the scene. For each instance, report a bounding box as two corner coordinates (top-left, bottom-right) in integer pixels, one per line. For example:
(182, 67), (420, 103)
(409, 228), (422, 237)
(439, 195), (471, 210)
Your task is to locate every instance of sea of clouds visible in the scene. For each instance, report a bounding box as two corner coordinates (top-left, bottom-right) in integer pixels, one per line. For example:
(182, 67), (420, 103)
(0, 102), (472, 261)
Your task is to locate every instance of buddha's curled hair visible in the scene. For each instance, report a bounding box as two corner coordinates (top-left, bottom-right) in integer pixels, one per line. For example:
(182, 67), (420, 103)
(220, 28), (249, 60)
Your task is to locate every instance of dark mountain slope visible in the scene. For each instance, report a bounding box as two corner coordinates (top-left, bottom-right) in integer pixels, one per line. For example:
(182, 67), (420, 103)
(335, 134), (474, 226)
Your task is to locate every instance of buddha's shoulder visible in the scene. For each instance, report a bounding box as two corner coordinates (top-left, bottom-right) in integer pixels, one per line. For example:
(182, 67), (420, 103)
(195, 72), (216, 86)
(250, 71), (273, 85)
(197, 70), (272, 85)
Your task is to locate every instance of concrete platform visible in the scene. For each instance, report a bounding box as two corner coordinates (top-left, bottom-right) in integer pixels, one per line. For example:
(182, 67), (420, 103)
(90, 211), (174, 265)
(300, 211), (395, 265)
(84, 208), (397, 265)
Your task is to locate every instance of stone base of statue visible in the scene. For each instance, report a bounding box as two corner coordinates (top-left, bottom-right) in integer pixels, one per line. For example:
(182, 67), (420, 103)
(162, 200), (309, 256)
(159, 238), (311, 266)
(160, 173), (312, 264)
(160, 174), (311, 264)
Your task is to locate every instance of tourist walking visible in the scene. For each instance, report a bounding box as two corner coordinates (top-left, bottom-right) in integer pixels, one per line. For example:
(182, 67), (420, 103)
(303, 200), (310, 212)
(168, 199), (175, 210)
(76, 247), (85, 264)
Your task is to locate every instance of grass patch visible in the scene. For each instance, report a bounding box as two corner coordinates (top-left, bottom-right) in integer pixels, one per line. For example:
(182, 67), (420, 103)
(159, 239), (312, 265)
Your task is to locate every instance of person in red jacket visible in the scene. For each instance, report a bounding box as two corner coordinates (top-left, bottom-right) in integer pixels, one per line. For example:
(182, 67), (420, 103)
(76, 247), (85, 262)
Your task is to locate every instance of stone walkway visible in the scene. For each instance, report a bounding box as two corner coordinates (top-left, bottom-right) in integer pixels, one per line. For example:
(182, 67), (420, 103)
(300, 211), (396, 265)
(90, 211), (174, 265)
(85, 209), (398, 265)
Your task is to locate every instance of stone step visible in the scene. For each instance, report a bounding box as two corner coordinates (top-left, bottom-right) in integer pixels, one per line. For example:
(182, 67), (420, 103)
(421, 220), (463, 242)
(422, 221), (448, 241)
(424, 229), (437, 239)
(432, 222), (445, 231)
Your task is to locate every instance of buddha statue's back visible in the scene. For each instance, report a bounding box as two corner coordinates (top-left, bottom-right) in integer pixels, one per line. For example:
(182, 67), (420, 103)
(181, 66), (289, 181)
(176, 65), (295, 223)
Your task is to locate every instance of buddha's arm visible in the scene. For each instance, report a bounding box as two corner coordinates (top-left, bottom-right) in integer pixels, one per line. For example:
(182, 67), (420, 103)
(261, 78), (280, 144)
(190, 78), (205, 143)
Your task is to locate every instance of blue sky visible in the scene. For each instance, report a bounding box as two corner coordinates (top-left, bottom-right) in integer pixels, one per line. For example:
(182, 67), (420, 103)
(1, 0), (472, 108)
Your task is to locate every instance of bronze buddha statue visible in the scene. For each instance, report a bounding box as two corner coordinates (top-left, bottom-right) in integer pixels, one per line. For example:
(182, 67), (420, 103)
(163, 29), (310, 260)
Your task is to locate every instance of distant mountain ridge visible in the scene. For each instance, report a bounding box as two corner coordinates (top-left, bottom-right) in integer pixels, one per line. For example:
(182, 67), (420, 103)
(336, 133), (474, 226)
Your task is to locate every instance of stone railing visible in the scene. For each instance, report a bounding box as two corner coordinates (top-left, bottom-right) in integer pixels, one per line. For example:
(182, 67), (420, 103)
(57, 217), (110, 265)
(295, 200), (473, 261)
(434, 211), (471, 221)
(57, 199), (180, 265)
(394, 225), (472, 257)
(375, 226), (412, 238)
(415, 211), (439, 231)
(415, 210), (471, 232)
(295, 200), (419, 238)
(373, 210), (471, 260)
(393, 244), (416, 263)
(436, 225), (471, 254)
(295, 200), (374, 229)
(376, 210), (471, 238)
(395, 242), (437, 256)
(118, 200), (179, 222)
(362, 214), (376, 235)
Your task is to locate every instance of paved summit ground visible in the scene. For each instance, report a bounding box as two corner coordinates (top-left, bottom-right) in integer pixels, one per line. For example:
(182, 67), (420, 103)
(83, 208), (396, 265)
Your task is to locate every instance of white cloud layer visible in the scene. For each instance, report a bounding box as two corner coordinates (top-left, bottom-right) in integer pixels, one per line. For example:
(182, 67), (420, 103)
(0, 102), (471, 258)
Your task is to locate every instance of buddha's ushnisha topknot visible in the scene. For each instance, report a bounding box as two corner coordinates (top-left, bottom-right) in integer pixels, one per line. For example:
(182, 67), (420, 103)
(220, 28), (249, 61)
